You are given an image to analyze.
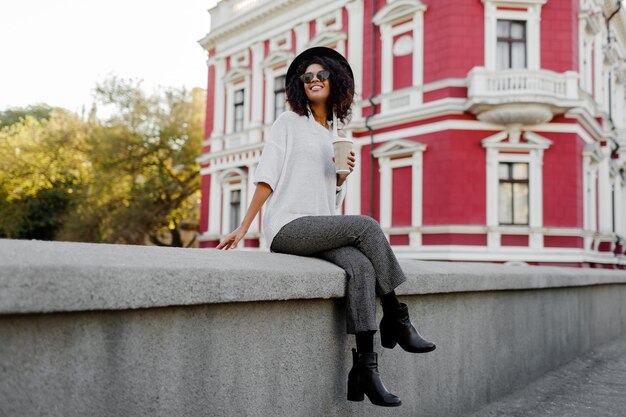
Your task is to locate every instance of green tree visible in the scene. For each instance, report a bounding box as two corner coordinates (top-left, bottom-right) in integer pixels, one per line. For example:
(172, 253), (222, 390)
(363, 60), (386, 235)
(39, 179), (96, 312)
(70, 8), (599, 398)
(0, 103), (56, 128)
(60, 76), (204, 246)
(0, 109), (93, 239)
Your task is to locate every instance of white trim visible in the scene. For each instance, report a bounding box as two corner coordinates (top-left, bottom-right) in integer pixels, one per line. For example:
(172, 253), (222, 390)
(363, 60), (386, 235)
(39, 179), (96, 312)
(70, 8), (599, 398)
(316, 8), (342, 33)
(208, 173), (221, 235)
(482, 0), (545, 71)
(482, 129), (552, 249)
(294, 21), (309, 54)
(250, 42), (265, 144)
(263, 63), (289, 125)
(373, 0), (426, 111)
(346, 0), (365, 120)
(211, 59), (227, 151)
(351, 118), (591, 146)
(225, 67), (252, 136)
(344, 138), (361, 215)
(306, 30), (347, 56)
(373, 139), (427, 247)
(219, 168), (248, 235)
(269, 30), (292, 52)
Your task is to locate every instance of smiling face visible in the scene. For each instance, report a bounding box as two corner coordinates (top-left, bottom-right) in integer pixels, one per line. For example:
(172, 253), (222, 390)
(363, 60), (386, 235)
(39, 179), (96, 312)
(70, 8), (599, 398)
(303, 63), (331, 105)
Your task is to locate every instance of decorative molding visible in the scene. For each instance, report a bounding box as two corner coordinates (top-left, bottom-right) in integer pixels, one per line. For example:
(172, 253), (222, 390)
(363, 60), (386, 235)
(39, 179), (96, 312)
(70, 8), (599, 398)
(224, 67), (252, 83)
(371, 138), (427, 158)
(306, 30), (347, 55)
(372, 0), (427, 26)
(261, 50), (294, 68)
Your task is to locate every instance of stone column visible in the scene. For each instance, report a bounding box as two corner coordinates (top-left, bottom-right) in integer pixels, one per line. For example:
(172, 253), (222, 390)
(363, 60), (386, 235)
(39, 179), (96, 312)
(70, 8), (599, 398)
(212, 59), (226, 153)
(250, 42), (264, 144)
(598, 148), (612, 234)
(208, 171), (222, 236)
(346, 0), (364, 121)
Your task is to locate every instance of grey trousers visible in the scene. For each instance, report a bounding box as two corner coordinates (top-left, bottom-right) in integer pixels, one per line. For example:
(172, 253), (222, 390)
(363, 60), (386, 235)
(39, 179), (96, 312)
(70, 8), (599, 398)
(270, 215), (407, 334)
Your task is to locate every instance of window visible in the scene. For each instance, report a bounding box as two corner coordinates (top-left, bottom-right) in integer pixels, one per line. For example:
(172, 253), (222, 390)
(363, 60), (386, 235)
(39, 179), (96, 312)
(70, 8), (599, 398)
(497, 20), (526, 70)
(274, 75), (286, 121)
(230, 189), (241, 231)
(498, 162), (529, 225)
(233, 89), (244, 132)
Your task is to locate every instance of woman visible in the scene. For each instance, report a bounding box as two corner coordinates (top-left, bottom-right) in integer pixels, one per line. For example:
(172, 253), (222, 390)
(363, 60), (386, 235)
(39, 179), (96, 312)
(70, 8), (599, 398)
(217, 46), (435, 407)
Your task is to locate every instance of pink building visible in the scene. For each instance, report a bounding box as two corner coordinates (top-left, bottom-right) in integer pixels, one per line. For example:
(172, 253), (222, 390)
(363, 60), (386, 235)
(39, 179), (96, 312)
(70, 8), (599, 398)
(197, 0), (626, 269)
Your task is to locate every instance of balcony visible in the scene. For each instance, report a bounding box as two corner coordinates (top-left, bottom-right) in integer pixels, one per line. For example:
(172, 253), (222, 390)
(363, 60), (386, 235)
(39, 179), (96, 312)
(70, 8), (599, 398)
(466, 67), (580, 126)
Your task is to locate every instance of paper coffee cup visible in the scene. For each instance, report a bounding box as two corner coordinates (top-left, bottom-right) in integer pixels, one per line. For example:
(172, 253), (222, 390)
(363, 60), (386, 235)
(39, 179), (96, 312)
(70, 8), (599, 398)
(331, 112), (353, 174)
(333, 139), (353, 174)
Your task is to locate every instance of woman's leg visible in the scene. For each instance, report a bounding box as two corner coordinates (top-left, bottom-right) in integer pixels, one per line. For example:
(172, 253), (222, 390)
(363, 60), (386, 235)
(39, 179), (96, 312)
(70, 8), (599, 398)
(270, 215), (406, 295)
(314, 246), (378, 334)
(271, 214), (436, 354)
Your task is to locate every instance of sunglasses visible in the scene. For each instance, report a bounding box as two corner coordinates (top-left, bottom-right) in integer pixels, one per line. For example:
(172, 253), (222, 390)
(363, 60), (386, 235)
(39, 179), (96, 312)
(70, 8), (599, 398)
(299, 70), (331, 84)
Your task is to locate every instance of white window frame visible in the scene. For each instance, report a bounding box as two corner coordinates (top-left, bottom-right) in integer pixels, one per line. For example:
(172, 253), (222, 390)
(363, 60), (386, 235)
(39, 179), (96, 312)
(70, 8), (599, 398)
(582, 143), (602, 249)
(224, 61), (252, 136)
(482, 129), (552, 249)
(316, 9), (343, 34)
(578, 5), (602, 94)
(219, 168), (247, 236)
(269, 30), (292, 53)
(373, 0), (427, 112)
(483, 0), (546, 71)
(262, 50), (293, 124)
(372, 139), (427, 247)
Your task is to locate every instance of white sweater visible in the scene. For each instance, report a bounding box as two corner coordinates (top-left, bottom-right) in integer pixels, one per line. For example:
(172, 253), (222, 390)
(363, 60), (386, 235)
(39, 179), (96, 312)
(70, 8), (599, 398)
(253, 110), (347, 251)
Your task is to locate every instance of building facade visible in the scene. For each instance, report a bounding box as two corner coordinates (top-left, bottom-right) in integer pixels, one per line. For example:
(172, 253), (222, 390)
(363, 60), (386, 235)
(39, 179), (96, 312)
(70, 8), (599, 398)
(197, 0), (626, 269)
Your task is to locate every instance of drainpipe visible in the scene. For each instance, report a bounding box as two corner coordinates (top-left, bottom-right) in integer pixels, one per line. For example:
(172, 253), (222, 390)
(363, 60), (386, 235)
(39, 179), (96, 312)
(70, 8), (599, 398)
(605, 0), (622, 235)
(364, 0), (377, 217)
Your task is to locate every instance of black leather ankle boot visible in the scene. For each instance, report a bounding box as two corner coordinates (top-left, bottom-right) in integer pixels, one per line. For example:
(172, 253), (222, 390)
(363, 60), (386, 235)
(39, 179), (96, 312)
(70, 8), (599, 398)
(380, 303), (436, 353)
(347, 348), (401, 407)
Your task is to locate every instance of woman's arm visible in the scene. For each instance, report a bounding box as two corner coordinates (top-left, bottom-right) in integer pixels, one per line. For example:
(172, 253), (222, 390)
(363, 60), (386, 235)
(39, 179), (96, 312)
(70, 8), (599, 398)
(216, 182), (273, 250)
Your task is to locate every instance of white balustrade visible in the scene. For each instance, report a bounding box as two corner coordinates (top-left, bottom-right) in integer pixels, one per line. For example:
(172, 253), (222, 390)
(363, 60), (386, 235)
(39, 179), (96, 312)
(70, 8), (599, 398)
(468, 67), (579, 102)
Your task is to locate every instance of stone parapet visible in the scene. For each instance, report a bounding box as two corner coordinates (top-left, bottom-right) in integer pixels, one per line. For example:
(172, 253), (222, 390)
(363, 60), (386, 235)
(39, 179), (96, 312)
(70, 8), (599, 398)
(1, 239), (626, 417)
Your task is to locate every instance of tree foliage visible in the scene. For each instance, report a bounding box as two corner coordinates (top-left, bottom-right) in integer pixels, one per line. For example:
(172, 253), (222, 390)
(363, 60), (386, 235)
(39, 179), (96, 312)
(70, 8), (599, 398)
(0, 76), (205, 246)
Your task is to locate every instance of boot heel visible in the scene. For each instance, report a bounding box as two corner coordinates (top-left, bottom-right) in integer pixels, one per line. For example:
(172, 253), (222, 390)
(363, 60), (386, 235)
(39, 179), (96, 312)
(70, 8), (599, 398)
(347, 380), (364, 402)
(380, 326), (397, 349)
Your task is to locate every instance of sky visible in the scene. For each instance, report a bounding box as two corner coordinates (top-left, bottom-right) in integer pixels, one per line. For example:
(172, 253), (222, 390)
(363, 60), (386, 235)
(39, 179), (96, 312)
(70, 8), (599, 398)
(0, 0), (220, 114)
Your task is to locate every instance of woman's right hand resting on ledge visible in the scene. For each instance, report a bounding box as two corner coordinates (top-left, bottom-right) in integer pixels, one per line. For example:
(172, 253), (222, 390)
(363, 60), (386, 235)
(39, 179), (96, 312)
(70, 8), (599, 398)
(217, 182), (273, 250)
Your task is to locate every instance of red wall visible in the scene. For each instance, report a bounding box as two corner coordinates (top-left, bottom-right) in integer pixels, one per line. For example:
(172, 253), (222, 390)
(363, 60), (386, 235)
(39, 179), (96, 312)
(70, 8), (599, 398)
(421, 130), (489, 225)
(542, 132), (585, 227)
(362, 0), (383, 99)
(393, 32), (413, 90)
(422, 0), (484, 83)
(541, 0), (579, 72)
(392, 165), (412, 226)
(360, 143), (381, 220)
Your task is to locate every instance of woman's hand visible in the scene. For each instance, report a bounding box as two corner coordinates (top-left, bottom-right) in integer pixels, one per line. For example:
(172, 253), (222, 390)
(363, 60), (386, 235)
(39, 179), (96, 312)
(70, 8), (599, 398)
(216, 226), (247, 250)
(335, 150), (356, 186)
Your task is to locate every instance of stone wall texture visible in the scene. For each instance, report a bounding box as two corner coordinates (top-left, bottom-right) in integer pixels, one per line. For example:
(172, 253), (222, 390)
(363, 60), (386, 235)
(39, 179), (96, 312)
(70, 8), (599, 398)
(1, 239), (626, 417)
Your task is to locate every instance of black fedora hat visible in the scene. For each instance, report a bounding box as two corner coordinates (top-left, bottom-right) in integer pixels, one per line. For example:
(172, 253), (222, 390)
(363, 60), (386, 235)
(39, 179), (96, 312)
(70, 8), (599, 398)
(286, 46), (354, 88)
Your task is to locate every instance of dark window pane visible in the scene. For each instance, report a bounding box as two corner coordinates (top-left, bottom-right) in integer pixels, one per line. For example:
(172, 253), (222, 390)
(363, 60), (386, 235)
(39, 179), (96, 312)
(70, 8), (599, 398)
(234, 89), (244, 103)
(230, 190), (241, 231)
(234, 89), (245, 132)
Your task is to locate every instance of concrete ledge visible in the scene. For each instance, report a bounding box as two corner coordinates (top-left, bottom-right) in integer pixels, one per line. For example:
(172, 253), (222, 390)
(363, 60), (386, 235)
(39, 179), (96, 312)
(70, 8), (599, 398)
(1, 239), (625, 314)
(2, 239), (626, 417)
